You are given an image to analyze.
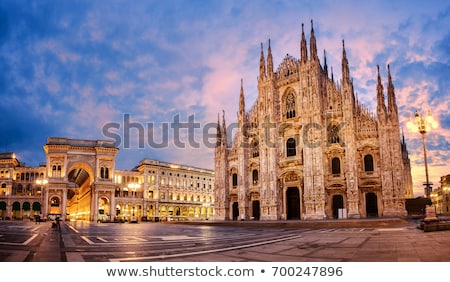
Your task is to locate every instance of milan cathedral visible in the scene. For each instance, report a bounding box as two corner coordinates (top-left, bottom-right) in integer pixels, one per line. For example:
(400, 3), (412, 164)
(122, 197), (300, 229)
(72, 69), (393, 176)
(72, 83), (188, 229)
(214, 21), (413, 220)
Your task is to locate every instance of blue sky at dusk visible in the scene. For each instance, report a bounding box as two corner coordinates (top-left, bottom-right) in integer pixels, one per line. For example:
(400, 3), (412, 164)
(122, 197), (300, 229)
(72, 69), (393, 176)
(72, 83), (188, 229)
(1, 1), (449, 197)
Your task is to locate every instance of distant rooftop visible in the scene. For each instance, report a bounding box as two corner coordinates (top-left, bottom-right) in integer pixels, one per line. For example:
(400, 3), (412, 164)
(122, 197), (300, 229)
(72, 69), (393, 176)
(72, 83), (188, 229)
(46, 137), (117, 148)
(137, 158), (214, 174)
(0, 152), (18, 160)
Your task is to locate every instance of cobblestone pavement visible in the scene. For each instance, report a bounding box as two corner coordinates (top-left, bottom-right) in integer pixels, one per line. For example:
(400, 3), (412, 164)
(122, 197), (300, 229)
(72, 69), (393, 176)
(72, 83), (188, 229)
(1, 218), (450, 262)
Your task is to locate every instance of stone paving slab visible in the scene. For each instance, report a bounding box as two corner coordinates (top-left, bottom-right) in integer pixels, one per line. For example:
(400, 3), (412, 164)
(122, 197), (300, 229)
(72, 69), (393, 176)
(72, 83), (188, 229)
(3, 218), (450, 262)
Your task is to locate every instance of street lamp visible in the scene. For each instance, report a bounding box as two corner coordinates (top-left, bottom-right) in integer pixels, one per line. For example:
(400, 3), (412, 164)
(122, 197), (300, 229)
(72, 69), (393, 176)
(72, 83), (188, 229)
(407, 110), (439, 197)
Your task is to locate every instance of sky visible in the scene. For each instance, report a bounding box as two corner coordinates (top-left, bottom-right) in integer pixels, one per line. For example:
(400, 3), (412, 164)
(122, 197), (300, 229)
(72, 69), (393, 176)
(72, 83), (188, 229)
(0, 0), (449, 197)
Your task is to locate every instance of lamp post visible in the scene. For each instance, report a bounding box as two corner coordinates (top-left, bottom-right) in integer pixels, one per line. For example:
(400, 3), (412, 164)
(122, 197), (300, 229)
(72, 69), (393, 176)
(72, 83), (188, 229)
(407, 110), (438, 197)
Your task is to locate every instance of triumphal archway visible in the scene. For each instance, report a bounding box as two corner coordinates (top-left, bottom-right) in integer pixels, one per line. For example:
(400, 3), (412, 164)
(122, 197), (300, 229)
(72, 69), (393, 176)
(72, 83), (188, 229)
(43, 137), (118, 221)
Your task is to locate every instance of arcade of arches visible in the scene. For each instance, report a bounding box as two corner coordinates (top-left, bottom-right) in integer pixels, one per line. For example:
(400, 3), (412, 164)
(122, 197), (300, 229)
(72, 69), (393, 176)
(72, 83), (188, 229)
(0, 138), (215, 222)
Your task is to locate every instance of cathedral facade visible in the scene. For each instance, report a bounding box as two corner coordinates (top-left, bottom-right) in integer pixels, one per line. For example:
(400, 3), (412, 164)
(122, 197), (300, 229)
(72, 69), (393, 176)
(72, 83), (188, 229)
(214, 22), (413, 221)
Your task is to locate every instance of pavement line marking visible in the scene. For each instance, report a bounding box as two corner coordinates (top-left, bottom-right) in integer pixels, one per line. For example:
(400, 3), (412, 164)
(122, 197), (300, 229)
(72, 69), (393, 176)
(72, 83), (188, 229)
(81, 236), (95, 245)
(109, 234), (304, 262)
(0, 234), (38, 246)
(133, 237), (147, 242)
(22, 234), (39, 245)
(68, 225), (80, 233)
(96, 236), (108, 242)
(377, 228), (406, 231)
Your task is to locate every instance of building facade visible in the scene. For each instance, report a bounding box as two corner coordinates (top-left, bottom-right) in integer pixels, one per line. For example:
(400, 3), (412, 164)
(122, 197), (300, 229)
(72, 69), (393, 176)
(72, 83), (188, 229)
(430, 174), (450, 215)
(214, 22), (413, 221)
(0, 137), (214, 222)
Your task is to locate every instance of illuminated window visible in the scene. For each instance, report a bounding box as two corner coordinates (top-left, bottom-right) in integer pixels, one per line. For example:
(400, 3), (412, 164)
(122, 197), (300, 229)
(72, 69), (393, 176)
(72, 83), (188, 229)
(252, 170), (258, 185)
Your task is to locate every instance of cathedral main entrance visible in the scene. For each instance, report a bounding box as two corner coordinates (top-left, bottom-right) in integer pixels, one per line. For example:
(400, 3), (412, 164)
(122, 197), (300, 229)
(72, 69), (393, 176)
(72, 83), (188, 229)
(366, 192), (378, 217)
(332, 195), (344, 219)
(252, 200), (260, 220)
(232, 202), (239, 220)
(286, 187), (300, 220)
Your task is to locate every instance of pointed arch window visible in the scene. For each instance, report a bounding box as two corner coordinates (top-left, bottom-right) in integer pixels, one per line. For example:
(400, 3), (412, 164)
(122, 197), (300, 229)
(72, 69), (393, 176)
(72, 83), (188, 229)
(252, 169), (259, 185)
(332, 157), (341, 175)
(252, 140), (259, 158)
(364, 155), (374, 172)
(232, 173), (238, 187)
(329, 125), (340, 144)
(285, 93), (296, 119)
(286, 138), (297, 157)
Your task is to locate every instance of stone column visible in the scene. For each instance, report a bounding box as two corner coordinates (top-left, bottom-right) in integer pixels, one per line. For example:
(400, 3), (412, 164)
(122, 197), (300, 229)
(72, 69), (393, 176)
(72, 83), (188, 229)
(61, 187), (67, 221)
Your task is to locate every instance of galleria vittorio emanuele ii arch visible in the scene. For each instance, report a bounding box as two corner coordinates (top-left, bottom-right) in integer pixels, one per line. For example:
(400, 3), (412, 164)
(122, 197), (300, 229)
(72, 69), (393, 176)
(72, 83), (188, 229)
(0, 137), (215, 222)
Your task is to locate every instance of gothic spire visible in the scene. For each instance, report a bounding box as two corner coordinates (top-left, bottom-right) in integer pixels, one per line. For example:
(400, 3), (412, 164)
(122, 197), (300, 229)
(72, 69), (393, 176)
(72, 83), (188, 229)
(376, 65), (387, 118)
(331, 66), (334, 82)
(216, 113), (222, 147)
(267, 39), (274, 78)
(239, 78), (245, 115)
(323, 49), (328, 76)
(387, 64), (398, 118)
(402, 127), (405, 143)
(221, 110), (227, 146)
(310, 19), (318, 61)
(259, 43), (266, 80)
(341, 40), (350, 84)
(301, 23), (308, 63)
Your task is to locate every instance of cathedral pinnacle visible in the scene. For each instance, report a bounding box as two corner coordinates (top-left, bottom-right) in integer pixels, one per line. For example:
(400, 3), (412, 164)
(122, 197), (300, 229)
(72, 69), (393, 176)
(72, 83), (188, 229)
(259, 43), (266, 81)
(341, 39), (350, 84)
(323, 50), (328, 75)
(221, 110), (227, 145)
(301, 23), (308, 63)
(387, 64), (398, 119)
(376, 65), (387, 118)
(239, 79), (246, 118)
(216, 113), (222, 147)
(267, 39), (274, 78)
(310, 19), (318, 61)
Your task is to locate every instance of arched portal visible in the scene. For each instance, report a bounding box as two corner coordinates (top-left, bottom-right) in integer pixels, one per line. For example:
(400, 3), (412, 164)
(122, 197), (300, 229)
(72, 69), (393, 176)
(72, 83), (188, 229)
(98, 197), (110, 222)
(232, 202), (239, 220)
(66, 167), (92, 221)
(22, 202), (31, 218)
(286, 187), (300, 220)
(49, 197), (61, 218)
(12, 201), (21, 219)
(0, 201), (7, 218)
(366, 192), (378, 218)
(32, 202), (41, 212)
(252, 200), (260, 220)
(44, 138), (119, 221)
(332, 195), (344, 219)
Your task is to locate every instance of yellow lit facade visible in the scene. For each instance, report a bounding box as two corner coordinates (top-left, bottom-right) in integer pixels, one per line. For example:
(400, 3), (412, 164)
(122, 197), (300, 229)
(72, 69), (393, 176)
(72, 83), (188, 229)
(0, 137), (214, 222)
(430, 174), (450, 215)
